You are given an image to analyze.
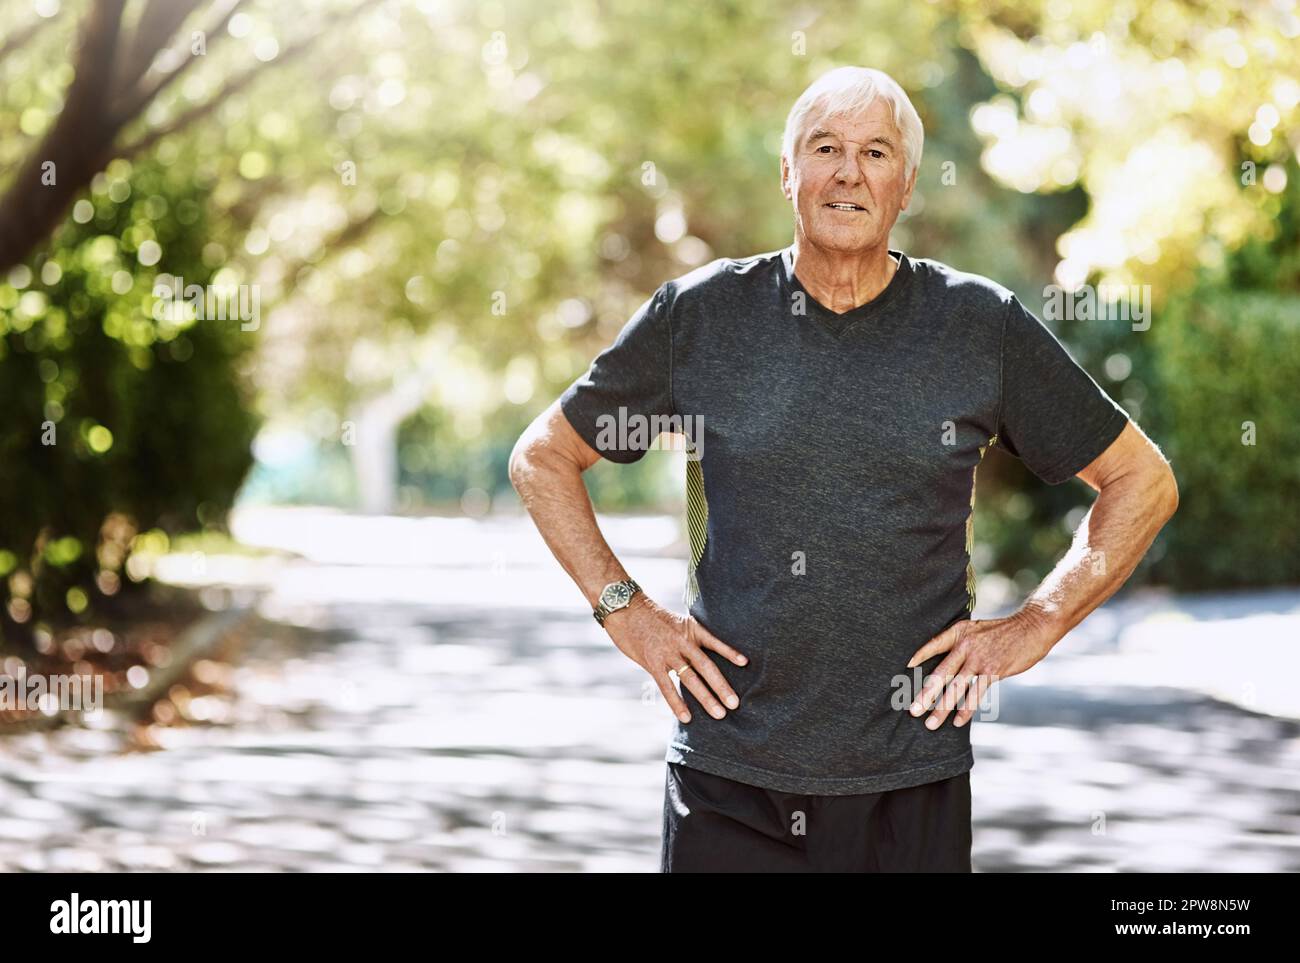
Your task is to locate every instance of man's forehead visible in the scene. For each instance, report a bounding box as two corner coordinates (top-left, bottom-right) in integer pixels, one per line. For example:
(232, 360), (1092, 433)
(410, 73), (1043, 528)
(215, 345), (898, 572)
(805, 103), (898, 141)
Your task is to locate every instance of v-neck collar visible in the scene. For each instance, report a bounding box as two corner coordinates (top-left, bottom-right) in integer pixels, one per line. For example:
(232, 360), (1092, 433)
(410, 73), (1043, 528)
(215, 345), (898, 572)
(779, 244), (913, 337)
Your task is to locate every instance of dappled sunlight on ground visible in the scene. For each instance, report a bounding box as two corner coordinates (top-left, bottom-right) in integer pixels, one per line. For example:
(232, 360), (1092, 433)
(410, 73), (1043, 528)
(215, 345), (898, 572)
(1, 508), (1296, 871)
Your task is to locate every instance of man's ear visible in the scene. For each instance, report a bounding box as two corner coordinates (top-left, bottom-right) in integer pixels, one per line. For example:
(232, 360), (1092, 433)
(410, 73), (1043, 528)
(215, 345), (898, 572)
(901, 165), (918, 209)
(780, 155), (791, 200)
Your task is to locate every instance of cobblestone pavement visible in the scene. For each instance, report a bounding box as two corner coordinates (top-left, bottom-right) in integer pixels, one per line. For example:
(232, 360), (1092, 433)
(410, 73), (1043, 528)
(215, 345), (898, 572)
(2, 508), (1297, 872)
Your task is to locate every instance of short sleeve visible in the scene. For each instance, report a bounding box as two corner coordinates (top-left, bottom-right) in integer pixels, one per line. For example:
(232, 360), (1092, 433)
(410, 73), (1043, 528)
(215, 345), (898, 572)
(996, 293), (1130, 485)
(559, 283), (675, 463)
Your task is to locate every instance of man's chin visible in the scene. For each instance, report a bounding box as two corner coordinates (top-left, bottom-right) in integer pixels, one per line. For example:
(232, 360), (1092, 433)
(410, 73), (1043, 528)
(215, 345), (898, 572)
(807, 226), (880, 253)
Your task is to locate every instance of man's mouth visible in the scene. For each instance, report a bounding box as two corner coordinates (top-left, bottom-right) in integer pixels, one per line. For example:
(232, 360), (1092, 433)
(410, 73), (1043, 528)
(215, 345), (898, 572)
(825, 202), (867, 212)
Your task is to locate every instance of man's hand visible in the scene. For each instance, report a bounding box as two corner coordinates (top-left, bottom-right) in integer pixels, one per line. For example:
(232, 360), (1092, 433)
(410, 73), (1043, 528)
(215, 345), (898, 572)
(903, 612), (1056, 730)
(901, 425), (1177, 732)
(605, 594), (748, 724)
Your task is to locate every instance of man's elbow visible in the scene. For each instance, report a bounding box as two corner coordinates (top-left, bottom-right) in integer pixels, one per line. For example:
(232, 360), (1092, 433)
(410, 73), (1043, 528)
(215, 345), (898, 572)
(1157, 465), (1179, 520)
(1110, 459), (1179, 523)
(507, 434), (534, 494)
(509, 428), (568, 496)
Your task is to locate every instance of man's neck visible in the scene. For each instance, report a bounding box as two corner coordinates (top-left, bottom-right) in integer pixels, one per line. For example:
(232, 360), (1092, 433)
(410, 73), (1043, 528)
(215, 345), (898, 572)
(791, 241), (898, 314)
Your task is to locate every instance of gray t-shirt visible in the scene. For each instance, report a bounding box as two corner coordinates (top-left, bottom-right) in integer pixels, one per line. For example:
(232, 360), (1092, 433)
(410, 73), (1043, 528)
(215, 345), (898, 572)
(560, 244), (1130, 795)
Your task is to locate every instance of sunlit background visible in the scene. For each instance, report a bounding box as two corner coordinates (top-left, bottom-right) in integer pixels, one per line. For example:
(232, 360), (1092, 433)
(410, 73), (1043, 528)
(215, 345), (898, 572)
(0, 0), (1297, 872)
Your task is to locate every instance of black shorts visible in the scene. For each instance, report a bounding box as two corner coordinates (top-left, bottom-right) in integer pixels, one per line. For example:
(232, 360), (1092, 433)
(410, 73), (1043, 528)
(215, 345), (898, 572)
(660, 761), (972, 872)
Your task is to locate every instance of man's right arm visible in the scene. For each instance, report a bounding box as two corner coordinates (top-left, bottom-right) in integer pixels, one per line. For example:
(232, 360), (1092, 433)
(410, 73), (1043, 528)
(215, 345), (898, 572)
(507, 399), (747, 722)
(508, 398), (633, 611)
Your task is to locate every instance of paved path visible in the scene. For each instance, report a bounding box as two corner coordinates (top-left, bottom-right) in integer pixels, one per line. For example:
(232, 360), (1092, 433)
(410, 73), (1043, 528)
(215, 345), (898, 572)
(1, 508), (1297, 872)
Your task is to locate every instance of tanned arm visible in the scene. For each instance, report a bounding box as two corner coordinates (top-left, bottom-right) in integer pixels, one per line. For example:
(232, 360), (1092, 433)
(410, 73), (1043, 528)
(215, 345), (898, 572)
(508, 399), (749, 723)
(905, 419), (1179, 729)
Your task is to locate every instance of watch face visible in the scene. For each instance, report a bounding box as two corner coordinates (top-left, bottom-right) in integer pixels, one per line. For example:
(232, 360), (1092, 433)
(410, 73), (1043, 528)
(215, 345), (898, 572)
(602, 583), (632, 609)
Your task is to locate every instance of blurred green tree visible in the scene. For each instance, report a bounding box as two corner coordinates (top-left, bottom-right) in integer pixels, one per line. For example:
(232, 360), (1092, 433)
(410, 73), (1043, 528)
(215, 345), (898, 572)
(0, 160), (257, 650)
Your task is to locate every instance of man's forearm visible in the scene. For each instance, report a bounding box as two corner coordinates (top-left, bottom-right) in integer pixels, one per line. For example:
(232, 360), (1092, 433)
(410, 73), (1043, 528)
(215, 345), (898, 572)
(1014, 470), (1177, 648)
(509, 448), (633, 609)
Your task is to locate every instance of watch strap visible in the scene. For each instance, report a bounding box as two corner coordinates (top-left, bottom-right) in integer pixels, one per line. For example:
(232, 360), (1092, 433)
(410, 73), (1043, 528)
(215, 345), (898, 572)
(593, 578), (640, 626)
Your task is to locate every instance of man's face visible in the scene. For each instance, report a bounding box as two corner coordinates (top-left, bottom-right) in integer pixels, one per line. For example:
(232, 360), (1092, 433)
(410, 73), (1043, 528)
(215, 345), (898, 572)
(781, 96), (917, 255)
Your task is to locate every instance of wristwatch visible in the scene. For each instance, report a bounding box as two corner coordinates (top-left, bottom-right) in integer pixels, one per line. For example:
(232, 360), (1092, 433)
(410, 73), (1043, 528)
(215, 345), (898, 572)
(593, 578), (641, 626)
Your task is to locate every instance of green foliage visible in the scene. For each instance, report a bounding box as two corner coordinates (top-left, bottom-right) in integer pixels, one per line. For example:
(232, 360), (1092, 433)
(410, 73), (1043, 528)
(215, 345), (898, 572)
(977, 156), (1300, 594)
(0, 162), (257, 647)
(1, 0), (1293, 619)
(1143, 287), (1300, 588)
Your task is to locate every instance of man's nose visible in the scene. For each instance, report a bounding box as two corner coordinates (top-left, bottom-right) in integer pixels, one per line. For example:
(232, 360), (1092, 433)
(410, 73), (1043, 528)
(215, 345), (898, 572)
(836, 152), (865, 182)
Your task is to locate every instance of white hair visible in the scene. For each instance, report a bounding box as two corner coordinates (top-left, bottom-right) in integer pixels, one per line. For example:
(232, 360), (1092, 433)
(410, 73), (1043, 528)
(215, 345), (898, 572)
(781, 66), (924, 180)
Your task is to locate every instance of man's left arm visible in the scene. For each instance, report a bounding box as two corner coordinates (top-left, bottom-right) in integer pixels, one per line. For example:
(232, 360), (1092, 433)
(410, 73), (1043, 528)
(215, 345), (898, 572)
(1014, 419), (1178, 646)
(906, 419), (1179, 729)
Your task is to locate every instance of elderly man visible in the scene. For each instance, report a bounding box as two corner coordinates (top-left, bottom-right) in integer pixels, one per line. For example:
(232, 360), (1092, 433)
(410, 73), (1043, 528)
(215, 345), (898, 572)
(509, 66), (1178, 873)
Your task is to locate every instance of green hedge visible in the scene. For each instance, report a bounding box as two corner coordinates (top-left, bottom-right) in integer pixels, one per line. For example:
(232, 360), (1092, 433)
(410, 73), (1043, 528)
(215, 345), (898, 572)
(0, 164), (258, 651)
(1142, 287), (1300, 589)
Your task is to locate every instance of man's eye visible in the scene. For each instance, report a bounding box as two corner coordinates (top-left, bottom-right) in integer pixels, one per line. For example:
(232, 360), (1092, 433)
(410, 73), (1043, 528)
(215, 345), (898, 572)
(817, 145), (835, 153)
(868, 149), (884, 158)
